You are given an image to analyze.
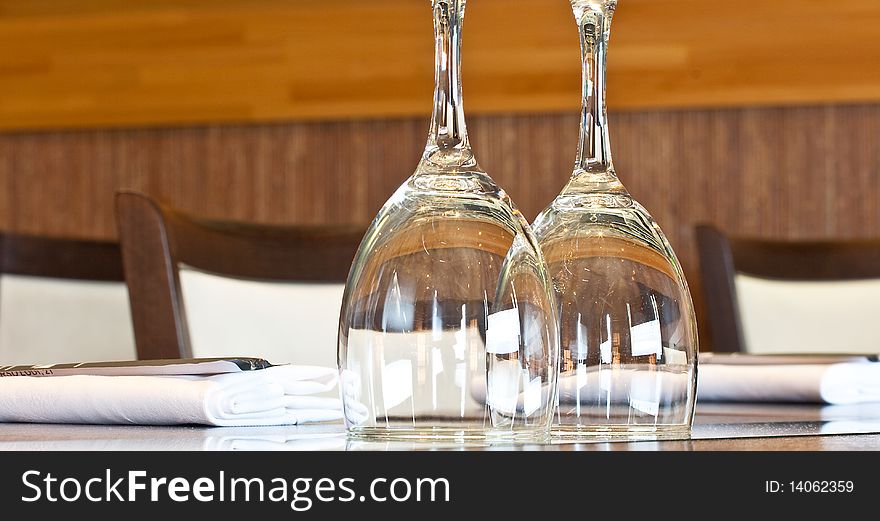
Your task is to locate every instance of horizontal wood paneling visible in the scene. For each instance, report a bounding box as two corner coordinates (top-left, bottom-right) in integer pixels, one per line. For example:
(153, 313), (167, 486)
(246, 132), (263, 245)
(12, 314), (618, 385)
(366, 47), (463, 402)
(2, 103), (880, 349)
(2, 0), (880, 130)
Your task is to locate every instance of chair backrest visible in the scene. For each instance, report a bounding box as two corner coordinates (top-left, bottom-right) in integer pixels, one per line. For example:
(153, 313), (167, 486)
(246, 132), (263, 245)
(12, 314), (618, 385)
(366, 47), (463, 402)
(1, 233), (124, 281)
(0, 233), (134, 364)
(695, 224), (880, 353)
(115, 190), (366, 361)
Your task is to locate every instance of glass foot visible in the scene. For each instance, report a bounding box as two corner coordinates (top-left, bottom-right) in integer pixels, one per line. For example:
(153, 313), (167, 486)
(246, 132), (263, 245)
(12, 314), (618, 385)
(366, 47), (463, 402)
(551, 424), (692, 442)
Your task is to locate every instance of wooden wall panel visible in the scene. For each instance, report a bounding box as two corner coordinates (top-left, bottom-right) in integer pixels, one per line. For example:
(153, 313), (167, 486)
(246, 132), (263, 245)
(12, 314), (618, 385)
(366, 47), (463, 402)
(2, 103), (880, 349)
(0, 138), (10, 229)
(829, 108), (880, 231)
(2, 0), (880, 130)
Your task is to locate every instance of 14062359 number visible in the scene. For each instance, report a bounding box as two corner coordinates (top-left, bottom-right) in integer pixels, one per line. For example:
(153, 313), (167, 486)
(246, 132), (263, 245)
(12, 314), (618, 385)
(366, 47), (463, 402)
(789, 481), (854, 493)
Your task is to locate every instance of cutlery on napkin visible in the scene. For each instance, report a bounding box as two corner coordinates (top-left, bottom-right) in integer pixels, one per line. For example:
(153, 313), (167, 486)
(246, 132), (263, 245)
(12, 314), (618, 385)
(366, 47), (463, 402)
(697, 361), (880, 405)
(0, 364), (343, 427)
(462, 353), (880, 410)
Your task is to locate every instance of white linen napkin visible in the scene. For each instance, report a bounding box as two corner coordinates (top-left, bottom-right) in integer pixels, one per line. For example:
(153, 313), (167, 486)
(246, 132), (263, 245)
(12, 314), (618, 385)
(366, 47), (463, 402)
(0, 365), (343, 427)
(697, 363), (880, 405)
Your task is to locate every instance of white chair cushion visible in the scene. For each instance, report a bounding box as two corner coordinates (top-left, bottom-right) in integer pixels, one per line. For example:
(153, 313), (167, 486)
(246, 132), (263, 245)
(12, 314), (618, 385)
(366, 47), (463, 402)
(0, 274), (136, 365)
(178, 267), (344, 367)
(735, 274), (880, 354)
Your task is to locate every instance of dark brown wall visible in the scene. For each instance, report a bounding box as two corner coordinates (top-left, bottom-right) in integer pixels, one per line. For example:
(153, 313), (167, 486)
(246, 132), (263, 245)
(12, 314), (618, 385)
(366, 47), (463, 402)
(2, 103), (879, 349)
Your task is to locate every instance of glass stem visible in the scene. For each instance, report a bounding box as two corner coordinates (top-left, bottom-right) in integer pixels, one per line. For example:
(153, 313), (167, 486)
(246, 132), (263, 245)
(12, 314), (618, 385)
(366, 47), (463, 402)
(568, 1), (623, 194)
(422, 0), (477, 171)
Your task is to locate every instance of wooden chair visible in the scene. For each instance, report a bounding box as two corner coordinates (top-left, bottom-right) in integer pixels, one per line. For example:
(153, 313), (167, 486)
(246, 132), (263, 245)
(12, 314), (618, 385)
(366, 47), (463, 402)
(1, 233), (124, 282)
(695, 224), (880, 353)
(114, 190), (367, 360)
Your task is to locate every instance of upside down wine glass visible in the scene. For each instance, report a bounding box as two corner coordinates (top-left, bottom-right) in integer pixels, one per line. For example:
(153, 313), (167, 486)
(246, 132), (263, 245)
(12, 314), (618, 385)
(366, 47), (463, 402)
(338, 0), (559, 441)
(532, 0), (698, 438)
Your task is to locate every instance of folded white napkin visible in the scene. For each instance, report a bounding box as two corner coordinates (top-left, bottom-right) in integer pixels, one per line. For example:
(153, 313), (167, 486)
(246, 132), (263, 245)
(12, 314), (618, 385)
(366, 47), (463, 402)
(0, 365), (343, 427)
(698, 363), (880, 405)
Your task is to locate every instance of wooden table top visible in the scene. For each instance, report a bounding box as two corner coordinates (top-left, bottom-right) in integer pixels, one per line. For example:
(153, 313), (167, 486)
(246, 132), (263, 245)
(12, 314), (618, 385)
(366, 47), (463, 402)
(2, 402), (879, 451)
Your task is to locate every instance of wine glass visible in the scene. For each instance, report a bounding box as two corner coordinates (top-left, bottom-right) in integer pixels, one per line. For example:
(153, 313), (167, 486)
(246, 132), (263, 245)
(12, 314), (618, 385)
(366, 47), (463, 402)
(338, 0), (559, 442)
(532, 0), (698, 439)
